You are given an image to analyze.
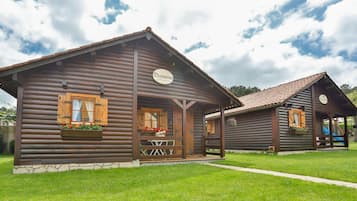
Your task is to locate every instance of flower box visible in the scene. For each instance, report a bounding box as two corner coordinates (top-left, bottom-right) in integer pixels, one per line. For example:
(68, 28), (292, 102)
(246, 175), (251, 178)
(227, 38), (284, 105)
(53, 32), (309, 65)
(61, 129), (103, 140)
(289, 127), (309, 135)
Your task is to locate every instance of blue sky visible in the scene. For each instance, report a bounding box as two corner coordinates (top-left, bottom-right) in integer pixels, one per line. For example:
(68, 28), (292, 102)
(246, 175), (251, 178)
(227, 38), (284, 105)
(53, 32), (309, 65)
(0, 0), (357, 107)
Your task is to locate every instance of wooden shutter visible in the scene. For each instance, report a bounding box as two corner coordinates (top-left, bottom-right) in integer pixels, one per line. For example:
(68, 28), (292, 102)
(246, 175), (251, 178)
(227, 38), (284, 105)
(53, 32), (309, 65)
(57, 93), (72, 124)
(95, 97), (108, 126)
(300, 111), (306, 128)
(288, 110), (294, 127)
(137, 109), (144, 129)
(159, 111), (168, 129)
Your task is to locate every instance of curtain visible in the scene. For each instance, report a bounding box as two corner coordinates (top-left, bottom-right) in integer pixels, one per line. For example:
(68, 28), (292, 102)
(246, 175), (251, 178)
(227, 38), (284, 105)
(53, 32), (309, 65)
(84, 101), (94, 123)
(72, 100), (82, 122)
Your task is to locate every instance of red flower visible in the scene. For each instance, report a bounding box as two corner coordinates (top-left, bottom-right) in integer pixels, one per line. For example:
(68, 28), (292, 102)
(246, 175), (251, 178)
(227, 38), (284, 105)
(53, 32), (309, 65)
(69, 124), (73, 129)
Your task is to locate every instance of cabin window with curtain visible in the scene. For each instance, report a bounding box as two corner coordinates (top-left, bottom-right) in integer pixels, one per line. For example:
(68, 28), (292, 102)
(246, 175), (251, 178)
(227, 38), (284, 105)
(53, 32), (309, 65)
(71, 98), (95, 124)
(288, 108), (306, 128)
(137, 108), (168, 130)
(57, 93), (108, 126)
(206, 120), (216, 134)
(144, 111), (159, 128)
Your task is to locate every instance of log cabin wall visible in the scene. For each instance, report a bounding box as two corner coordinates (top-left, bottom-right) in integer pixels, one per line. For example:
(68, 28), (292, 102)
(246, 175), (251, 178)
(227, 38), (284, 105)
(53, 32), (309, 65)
(313, 82), (348, 115)
(15, 38), (228, 165)
(193, 107), (204, 154)
(224, 110), (273, 150)
(18, 45), (135, 165)
(278, 88), (314, 151)
(136, 39), (225, 104)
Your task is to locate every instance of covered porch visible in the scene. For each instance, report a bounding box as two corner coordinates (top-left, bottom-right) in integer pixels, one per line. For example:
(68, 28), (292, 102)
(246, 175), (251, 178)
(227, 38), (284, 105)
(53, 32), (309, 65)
(315, 112), (350, 149)
(133, 96), (227, 161)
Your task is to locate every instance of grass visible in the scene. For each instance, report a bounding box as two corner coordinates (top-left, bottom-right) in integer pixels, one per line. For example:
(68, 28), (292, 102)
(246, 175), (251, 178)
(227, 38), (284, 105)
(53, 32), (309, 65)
(216, 142), (357, 183)
(0, 155), (357, 200)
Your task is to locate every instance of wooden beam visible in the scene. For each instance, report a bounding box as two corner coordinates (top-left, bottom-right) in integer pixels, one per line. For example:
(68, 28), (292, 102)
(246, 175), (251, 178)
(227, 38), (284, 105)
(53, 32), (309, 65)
(344, 116), (349, 148)
(182, 100), (187, 159)
(271, 108), (280, 152)
(202, 113), (207, 156)
(14, 76), (23, 165)
(186, 101), (197, 110)
(311, 86), (317, 149)
(172, 99), (184, 109)
(219, 106), (225, 158)
(132, 49), (139, 159)
(329, 115), (333, 148)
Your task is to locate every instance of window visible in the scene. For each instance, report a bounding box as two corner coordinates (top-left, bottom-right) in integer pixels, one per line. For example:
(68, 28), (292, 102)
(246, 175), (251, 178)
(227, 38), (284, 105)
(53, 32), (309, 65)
(144, 111), (159, 128)
(137, 108), (168, 130)
(71, 98), (95, 123)
(57, 93), (108, 126)
(206, 120), (216, 134)
(227, 117), (237, 127)
(288, 109), (306, 128)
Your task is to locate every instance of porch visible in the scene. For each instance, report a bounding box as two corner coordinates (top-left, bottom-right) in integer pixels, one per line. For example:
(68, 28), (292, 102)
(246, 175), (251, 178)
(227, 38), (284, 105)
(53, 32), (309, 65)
(315, 112), (349, 149)
(134, 96), (226, 161)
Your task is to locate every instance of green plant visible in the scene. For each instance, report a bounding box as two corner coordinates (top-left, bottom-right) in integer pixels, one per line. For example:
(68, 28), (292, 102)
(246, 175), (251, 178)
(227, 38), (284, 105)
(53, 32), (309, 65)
(62, 124), (102, 131)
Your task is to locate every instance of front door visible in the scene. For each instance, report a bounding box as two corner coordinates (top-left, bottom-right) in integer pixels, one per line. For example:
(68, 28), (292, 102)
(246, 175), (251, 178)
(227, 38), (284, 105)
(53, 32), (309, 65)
(172, 106), (194, 156)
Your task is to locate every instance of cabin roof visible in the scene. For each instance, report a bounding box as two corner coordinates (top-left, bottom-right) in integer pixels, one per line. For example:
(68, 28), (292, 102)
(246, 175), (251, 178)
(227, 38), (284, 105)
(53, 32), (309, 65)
(206, 72), (357, 119)
(0, 27), (241, 106)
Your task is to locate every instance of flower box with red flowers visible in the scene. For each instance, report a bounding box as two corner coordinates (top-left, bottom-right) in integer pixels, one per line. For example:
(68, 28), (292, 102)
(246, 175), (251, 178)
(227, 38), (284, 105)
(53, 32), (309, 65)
(140, 127), (169, 137)
(60, 124), (103, 140)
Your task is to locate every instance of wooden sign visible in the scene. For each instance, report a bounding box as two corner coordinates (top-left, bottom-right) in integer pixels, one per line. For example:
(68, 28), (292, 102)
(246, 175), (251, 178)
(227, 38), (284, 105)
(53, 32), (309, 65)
(319, 94), (328, 105)
(153, 69), (174, 85)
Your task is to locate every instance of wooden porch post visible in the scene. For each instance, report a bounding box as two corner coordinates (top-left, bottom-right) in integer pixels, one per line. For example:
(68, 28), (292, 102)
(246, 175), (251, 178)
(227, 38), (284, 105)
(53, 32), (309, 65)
(329, 115), (333, 148)
(182, 100), (187, 159)
(132, 49), (139, 159)
(344, 116), (349, 148)
(219, 106), (225, 158)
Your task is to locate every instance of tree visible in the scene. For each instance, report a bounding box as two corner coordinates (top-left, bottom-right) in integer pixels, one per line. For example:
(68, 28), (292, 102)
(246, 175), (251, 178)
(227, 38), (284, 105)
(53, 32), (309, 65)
(0, 107), (16, 124)
(229, 85), (260, 97)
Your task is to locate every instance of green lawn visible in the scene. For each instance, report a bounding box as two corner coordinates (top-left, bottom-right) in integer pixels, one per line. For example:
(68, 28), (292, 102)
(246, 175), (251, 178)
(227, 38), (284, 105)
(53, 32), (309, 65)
(0, 155), (357, 200)
(216, 142), (357, 183)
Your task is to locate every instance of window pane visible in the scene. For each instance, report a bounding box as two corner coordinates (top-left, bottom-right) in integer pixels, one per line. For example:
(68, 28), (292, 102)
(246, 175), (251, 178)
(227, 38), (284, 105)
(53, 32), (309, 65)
(83, 101), (94, 122)
(72, 100), (82, 122)
(152, 120), (158, 128)
(72, 99), (82, 110)
(293, 113), (300, 127)
(144, 120), (151, 128)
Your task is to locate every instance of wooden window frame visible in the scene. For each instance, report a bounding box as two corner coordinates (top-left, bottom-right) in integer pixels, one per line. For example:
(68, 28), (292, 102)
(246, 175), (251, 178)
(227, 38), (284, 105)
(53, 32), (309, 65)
(206, 120), (216, 135)
(289, 108), (306, 128)
(143, 108), (162, 129)
(57, 93), (108, 126)
(70, 95), (96, 125)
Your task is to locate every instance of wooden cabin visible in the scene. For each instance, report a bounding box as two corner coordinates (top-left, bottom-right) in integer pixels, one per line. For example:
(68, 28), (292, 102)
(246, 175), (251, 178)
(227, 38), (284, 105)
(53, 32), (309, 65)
(0, 27), (241, 173)
(206, 73), (357, 152)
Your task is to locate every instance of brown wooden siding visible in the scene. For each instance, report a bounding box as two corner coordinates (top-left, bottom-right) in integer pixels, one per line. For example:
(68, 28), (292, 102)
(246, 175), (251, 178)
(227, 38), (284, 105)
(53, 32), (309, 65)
(224, 110), (273, 150)
(278, 88), (314, 151)
(136, 40), (224, 104)
(313, 82), (348, 116)
(193, 107), (204, 154)
(19, 45), (135, 164)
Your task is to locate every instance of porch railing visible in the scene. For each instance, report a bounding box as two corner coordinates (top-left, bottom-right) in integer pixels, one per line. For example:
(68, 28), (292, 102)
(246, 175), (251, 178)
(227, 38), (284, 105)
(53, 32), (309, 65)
(203, 135), (222, 156)
(139, 135), (182, 159)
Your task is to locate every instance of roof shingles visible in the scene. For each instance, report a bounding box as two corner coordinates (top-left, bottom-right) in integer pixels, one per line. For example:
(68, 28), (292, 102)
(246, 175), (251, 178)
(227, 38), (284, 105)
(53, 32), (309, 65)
(206, 72), (326, 119)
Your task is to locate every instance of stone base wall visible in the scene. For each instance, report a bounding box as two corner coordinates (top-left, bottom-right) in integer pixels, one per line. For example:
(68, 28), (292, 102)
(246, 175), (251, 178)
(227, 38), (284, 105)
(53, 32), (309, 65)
(13, 160), (140, 174)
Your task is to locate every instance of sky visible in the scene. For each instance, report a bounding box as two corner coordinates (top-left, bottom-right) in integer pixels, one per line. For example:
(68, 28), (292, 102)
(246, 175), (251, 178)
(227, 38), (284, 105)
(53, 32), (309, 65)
(0, 0), (357, 107)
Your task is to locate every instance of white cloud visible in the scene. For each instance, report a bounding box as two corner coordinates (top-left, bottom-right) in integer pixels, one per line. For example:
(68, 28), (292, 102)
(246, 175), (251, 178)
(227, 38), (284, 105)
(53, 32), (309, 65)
(0, 0), (356, 94)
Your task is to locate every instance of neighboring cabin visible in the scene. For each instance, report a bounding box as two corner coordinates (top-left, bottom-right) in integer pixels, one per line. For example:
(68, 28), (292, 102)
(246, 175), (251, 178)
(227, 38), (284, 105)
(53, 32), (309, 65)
(0, 27), (241, 173)
(206, 73), (357, 152)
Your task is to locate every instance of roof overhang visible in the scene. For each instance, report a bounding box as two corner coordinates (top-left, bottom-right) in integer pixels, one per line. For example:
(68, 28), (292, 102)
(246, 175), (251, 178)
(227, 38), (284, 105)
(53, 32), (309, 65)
(0, 27), (242, 106)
